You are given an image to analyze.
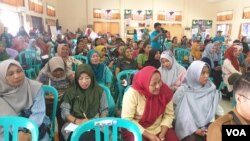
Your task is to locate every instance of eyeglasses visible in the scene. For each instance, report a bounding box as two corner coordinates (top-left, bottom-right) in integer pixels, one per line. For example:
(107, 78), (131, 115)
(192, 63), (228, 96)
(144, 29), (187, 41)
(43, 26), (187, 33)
(239, 94), (250, 101)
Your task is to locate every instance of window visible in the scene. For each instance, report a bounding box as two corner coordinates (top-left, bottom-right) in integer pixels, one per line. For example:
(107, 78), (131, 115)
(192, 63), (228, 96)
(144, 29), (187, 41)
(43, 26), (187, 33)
(29, 0), (43, 14)
(46, 4), (55, 17)
(0, 10), (20, 35)
(216, 11), (233, 21)
(243, 7), (250, 19)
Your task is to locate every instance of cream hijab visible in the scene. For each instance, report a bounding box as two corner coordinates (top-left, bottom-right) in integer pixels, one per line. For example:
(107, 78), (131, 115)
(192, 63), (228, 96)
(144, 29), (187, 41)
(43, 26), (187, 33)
(0, 59), (42, 116)
(158, 50), (186, 86)
(37, 56), (67, 82)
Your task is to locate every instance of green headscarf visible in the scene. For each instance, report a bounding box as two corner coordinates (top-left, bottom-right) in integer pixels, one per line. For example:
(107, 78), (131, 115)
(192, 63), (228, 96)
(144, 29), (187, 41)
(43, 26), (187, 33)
(0, 41), (10, 61)
(62, 64), (103, 118)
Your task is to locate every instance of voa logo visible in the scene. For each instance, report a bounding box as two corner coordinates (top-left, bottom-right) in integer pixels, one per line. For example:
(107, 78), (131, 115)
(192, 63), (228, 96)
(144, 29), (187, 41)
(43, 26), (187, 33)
(226, 129), (246, 136)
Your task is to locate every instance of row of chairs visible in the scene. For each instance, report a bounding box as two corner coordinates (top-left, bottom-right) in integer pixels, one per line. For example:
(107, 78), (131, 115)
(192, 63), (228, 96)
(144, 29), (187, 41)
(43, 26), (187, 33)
(0, 84), (141, 141)
(0, 116), (142, 141)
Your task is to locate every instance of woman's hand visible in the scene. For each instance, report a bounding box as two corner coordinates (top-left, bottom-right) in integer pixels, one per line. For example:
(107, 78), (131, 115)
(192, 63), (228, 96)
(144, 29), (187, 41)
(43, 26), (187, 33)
(148, 134), (161, 141)
(108, 61), (114, 69)
(195, 128), (207, 136)
(158, 133), (166, 141)
(74, 118), (88, 125)
(143, 131), (161, 141)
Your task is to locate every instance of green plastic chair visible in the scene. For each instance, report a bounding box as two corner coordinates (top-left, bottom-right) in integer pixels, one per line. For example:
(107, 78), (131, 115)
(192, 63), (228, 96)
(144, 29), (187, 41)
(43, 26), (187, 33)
(173, 48), (190, 68)
(18, 50), (38, 79)
(73, 55), (88, 71)
(117, 70), (138, 109)
(74, 55), (88, 64)
(70, 117), (142, 141)
(98, 83), (115, 116)
(42, 85), (58, 141)
(218, 81), (227, 91)
(0, 116), (39, 141)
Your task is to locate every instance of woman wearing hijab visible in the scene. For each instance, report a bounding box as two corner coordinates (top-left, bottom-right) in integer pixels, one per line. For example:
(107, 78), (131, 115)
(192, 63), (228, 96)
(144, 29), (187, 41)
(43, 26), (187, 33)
(26, 39), (42, 62)
(95, 45), (108, 64)
(173, 61), (221, 141)
(0, 59), (50, 141)
(57, 44), (82, 78)
(60, 64), (108, 141)
(87, 50), (113, 87)
(158, 50), (186, 92)
(144, 49), (161, 69)
(121, 66), (179, 141)
(115, 47), (137, 77)
(201, 42), (222, 88)
(37, 56), (71, 93)
(222, 45), (242, 97)
(0, 41), (10, 61)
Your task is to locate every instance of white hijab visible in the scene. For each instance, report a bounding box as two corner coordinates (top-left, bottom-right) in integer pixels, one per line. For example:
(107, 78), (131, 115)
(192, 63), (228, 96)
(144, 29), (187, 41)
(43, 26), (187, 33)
(0, 59), (42, 116)
(173, 61), (221, 140)
(158, 50), (186, 86)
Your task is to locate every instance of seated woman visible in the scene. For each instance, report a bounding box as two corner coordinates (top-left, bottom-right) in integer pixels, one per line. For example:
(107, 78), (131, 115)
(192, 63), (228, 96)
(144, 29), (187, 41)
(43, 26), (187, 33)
(87, 50), (113, 87)
(222, 45), (242, 99)
(173, 61), (221, 141)
(0, 41), (10, 61)
(26, 39), (42, 63)
(201, 42), (222, 88)
(115, 47), (138, 77)
(143, 49), (161, 69)
(37, 56), (71, 95)
(121, 66), (179, 141)
(75, 36), (89, 56)
(191, 40), (202, 60)
(137, 40), (151, 69)
(158, 50), (186, 92)
(95, 45), (108, 64)
(60, 64), (108, 141)
(57, 44), (82, 80)
(0, 59), (50, 141)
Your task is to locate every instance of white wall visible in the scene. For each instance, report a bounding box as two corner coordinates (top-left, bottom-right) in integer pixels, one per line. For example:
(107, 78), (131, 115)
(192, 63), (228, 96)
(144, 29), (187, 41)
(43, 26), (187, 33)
(55, 0), (250, 39)
(210, 0), (250, 40)
(56, 0), (87, 33)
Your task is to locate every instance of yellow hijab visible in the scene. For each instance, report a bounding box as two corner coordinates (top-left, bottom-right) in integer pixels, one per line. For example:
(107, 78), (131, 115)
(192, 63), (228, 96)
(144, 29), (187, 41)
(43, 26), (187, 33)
(95, 45), (106, 63)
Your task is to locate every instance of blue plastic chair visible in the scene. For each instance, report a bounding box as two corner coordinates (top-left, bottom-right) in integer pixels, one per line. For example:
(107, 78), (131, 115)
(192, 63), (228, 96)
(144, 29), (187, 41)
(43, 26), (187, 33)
(42, 85), (58, 141)
(0, 116), (39, 141)
(18, 50), (39, 79)
(117, 70), (138, 109)
(98, 83), (115, 116)
(70, 117), (142, 141)
(74, 55), (88, 64)
(73, 55), (88, 71)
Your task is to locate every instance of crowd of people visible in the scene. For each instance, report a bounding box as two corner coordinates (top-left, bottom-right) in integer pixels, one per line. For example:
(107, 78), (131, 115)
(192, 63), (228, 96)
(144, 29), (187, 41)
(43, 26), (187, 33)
(0, 22), (250, 141)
